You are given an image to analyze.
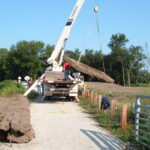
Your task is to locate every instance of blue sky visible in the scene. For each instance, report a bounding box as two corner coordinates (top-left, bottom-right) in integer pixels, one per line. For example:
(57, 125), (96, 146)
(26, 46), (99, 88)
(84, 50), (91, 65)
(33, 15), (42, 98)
(0, 0), (150, 54)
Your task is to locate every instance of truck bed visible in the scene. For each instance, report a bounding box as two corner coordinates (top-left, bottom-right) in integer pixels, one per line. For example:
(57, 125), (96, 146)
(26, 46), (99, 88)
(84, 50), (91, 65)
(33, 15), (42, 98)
(45, 71), (65, 81)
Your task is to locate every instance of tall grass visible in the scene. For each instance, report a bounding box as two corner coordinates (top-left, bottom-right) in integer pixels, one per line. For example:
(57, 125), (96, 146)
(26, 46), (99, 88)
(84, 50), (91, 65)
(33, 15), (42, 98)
(0, 80), (25, 97)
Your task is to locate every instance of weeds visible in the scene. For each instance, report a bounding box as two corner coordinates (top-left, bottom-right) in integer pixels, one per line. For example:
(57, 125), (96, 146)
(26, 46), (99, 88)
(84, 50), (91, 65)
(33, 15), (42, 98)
(0, 80), (25, 97)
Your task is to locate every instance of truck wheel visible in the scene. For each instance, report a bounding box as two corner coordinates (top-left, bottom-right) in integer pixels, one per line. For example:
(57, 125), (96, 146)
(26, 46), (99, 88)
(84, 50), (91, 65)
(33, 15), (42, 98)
(66, 95), (70, 101)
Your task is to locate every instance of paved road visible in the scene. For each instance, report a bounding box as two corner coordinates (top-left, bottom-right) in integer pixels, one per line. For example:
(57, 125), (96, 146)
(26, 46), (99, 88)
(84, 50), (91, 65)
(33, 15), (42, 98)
(0, 97), (124, 150)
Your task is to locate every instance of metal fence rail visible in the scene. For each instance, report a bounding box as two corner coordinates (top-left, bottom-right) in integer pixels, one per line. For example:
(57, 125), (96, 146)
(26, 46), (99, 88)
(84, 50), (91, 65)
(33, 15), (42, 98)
(135, 95), (150, 148)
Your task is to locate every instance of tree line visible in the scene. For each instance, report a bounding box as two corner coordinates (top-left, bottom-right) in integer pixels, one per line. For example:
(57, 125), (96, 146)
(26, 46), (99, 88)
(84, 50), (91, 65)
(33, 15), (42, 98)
(0, 33), (149, 86)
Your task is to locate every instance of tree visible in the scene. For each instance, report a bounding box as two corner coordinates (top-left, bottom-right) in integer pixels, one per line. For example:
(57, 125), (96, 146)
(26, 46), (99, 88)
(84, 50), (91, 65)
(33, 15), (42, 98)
(108, 33), (129, 85)
(81, 49), (104, 69)
(39, 44), (54, 69)
(81, 49), (104, 81)
(125, 46), (146, 86)
(0, 48), (8, 81)
(65, 49), (81, 60)
(108, 33), (146, 86)
(108, 33), (129, 50)
(6, 41), (45, 80)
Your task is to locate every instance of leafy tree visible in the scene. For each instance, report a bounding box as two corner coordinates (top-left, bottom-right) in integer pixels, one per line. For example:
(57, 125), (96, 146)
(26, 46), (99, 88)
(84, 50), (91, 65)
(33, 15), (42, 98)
(108, 33), (146, 85)
(65, 49), (81, 60)
(108, 33), (129, 50)
(39, 44), (54, 69)
(0, 34), (147, 85)
(81, 49), (105, 81)
(6, 41), (45, 80)
(125, 46), (146, 86)
(108, 33), (129, 85)
(0, 48), (8, 81)
(81, 49), (104, 69)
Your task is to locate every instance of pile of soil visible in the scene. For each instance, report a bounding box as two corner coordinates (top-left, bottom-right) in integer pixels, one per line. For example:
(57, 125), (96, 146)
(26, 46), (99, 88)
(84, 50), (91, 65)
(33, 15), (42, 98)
(0, 94), (34, 143)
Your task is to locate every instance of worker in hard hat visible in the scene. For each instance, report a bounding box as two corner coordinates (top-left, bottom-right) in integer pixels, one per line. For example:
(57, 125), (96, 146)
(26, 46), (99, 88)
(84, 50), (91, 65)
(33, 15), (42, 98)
(63, 62), (70, 80)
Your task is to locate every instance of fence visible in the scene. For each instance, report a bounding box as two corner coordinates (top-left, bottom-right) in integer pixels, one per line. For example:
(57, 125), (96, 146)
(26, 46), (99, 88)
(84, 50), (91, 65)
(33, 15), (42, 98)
(135, 95), (150, 148)
(82, 88), (128, 129)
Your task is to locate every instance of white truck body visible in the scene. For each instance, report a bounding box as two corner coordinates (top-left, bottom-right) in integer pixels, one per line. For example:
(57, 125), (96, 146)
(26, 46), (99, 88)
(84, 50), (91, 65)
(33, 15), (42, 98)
(42, 0), (85, 98)
(43, 80), (78, 97)
(42, 71), (79, 97)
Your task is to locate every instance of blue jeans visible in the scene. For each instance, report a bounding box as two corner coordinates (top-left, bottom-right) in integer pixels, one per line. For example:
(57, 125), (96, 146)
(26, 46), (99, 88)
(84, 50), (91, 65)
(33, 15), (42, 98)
(64, 70), (69, 80)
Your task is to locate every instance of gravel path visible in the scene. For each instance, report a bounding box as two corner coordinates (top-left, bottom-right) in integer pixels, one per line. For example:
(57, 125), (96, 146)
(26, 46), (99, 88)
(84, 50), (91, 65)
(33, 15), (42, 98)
(0, 97), (124, 150)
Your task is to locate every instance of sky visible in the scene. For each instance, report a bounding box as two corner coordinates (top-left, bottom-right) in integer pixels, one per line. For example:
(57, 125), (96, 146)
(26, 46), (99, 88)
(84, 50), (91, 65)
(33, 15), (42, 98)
(0, 0), (150, 55)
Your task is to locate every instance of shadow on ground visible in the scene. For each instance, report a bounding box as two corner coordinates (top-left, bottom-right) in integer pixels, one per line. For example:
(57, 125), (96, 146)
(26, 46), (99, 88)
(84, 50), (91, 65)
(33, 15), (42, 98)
(31, 94), (74, 104)
(80, 129), (124, 150)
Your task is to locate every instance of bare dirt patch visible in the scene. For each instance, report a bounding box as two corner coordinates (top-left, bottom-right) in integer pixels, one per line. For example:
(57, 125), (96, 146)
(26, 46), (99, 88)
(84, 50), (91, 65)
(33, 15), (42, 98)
(0, 94), (34, 143)
(85, 82), (150, 95)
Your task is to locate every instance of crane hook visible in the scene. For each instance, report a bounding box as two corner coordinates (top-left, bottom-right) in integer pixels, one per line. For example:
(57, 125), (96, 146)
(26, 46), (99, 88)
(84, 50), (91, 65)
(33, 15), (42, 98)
(94, 6), (99, 13)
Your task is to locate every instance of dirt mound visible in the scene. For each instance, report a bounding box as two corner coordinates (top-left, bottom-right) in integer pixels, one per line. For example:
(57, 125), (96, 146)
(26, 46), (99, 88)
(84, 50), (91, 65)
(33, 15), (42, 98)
(0, 94), (34, 143)
(85, 82), (150, 94)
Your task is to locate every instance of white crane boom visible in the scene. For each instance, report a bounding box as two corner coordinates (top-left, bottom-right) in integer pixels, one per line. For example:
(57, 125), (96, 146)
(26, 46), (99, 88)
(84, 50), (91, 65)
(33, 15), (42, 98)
(24, 0), (85, 96)
(47, 0), (85, 71)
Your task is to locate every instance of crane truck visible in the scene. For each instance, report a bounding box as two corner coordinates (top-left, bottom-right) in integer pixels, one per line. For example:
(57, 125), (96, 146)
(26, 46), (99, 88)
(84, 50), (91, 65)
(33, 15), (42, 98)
(24, 0), (86, 99)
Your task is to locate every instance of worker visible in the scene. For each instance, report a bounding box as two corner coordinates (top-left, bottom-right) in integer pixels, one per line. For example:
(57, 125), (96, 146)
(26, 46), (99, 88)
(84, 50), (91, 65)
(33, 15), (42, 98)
(63, 62), (70, 80)
(101, 96), (110, 112)
(28, 77), (33, 88)
(37, 78), (42, 94)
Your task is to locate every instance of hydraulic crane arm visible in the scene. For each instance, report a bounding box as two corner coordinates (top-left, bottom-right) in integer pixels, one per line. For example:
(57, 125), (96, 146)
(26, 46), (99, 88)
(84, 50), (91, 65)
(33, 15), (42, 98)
(24, 0), (86, 96)
(47, 0), (85, 66)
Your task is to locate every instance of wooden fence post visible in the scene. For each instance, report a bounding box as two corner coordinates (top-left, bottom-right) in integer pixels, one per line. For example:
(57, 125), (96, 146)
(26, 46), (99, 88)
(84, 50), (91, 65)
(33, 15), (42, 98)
(111, 100), (116, 117)
(85, 89), (88, 97)
(88, 90), (91, 100)
(84, 88), (86, 96)
(92, 92), (95, 102)
(98, 95), (102, 109)
(95, 93), (98, 104)
(121, 104), (128, 129)
(82, 88), (85, 96)
(94, 93), (96, 104)
(92, 93), (95, 103)
(90, 91), (93, 102)
(84, 89), (86, 97)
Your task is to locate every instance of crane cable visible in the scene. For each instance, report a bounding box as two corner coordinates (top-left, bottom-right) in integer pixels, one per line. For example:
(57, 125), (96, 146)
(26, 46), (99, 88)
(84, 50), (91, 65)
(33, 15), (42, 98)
(77, 22), (94, 64)
(77, 9), (95, 64)
(77, 0), (99, 64)
(94, 0), (106, 72)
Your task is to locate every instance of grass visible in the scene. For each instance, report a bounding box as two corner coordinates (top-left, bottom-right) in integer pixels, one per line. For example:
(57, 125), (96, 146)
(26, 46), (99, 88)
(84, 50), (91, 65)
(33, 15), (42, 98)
(0, 80), (25, 97)
(131, 83), (150, 87)
(0, 80), (38, 102)
(27, 90), (38, 101)
(79, 88), (150, 150)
